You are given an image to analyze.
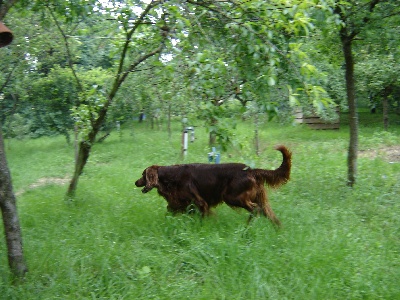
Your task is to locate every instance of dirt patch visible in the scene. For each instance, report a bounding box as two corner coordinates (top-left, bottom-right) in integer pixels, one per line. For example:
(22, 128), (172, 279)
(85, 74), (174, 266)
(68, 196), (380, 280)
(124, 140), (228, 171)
(16, 176), (70, 196)
(358, 145), (400, 163)
(28, 177), (70, 188)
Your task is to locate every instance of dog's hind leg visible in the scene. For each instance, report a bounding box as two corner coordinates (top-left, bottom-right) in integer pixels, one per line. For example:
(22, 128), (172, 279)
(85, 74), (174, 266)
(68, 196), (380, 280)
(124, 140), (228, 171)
(262, 203), (281, 227)
(255, 188), (281, 227)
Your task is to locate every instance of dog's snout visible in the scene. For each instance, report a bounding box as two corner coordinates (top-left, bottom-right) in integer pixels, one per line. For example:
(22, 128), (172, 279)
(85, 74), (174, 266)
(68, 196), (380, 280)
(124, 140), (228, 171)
(135, 178), (145, 187)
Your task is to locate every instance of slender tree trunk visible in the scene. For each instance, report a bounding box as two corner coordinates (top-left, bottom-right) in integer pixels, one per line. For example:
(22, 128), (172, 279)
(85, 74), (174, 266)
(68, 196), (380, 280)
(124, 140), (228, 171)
(254, 112), (260, 156)
(382, 95), (389, 131)
(0, 129), (28, 277)
(74, 125), (79, 164)
(341, 33), (358, 187)
(67, 105), (109, 197)
(168, 101), (171, 139)
(66, 140), (91, 197)
(209, 117), (217, 146)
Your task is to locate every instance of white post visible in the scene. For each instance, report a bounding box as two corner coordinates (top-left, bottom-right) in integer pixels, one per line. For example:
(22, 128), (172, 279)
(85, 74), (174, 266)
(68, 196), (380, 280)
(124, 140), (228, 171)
(182, 129), (188, 155)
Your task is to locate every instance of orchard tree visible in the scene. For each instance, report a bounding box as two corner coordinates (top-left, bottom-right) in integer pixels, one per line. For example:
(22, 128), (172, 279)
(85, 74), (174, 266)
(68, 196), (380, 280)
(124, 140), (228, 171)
(0, 0), (28, 278)
(332, 0), (400, 186)
(60, 1), (172, 196)
(357, 53), (400, 130)
(355, 12), (400, 130)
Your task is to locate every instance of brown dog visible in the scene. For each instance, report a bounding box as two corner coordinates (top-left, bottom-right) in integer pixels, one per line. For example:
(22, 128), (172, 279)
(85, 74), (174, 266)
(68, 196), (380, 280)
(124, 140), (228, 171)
(135, 145), (291, 226)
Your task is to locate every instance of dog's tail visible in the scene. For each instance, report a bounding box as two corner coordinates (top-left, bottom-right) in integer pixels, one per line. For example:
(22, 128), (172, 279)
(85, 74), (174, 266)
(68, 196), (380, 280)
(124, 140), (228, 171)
(252, 145), (292, 188)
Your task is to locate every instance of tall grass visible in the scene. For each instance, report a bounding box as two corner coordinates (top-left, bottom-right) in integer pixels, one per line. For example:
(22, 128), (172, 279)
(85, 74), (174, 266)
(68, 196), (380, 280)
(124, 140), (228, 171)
(1, 114), (399, 299)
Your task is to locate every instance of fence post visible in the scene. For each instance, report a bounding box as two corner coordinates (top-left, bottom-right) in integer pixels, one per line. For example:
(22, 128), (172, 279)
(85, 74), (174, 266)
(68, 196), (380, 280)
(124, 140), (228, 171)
(182, 128), (188, 156)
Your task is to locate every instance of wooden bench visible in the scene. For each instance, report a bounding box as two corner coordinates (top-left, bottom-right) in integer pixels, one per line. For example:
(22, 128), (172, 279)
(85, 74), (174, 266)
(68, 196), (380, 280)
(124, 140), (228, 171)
(294, 108), (340, 130)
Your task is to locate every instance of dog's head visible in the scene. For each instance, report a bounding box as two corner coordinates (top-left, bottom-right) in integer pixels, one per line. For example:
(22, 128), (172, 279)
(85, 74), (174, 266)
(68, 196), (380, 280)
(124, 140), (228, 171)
(135, 165), (159, 193)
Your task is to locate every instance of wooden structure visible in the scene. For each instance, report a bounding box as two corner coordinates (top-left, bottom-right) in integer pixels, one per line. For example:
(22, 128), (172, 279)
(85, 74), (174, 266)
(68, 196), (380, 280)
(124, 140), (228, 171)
(294, 107), (340, 130)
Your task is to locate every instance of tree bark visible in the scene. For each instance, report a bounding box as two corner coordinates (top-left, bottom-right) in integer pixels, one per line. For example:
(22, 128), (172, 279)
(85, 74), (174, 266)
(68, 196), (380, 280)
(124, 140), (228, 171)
(340, 31), (358, 187)
(66, 104), (108, 197)
(66, 140), (92, 197)
(0, 129), (28, 277)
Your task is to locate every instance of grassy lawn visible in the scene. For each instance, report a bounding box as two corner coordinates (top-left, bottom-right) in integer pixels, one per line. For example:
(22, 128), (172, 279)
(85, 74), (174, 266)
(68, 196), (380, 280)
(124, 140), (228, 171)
(1, 113), (399, 299)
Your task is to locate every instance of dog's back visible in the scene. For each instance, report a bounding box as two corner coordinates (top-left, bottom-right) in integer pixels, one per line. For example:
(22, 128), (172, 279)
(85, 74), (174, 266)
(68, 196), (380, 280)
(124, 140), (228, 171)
(184, 163), (249, 206)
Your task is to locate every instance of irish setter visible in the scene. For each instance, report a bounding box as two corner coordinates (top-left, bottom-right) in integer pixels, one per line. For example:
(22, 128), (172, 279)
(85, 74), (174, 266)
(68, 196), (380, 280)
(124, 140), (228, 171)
(135, 145), (291, 226)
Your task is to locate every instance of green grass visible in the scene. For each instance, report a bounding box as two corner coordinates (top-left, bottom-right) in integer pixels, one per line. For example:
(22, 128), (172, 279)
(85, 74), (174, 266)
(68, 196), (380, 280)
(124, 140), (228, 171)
(1, 114), (400, 299)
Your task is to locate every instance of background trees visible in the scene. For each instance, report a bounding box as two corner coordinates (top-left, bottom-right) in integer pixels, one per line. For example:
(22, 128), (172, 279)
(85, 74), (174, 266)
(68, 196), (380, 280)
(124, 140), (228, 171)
(47, 0), (335, 195)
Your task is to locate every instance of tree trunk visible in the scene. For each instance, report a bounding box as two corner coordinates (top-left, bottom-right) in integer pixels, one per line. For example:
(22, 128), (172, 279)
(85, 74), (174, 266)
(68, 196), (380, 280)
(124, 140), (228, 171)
(150, 115), (154, 129)
(67, 104), (109, 197)
(254, 112), (260, 156)
(74, 125), (79, 164)
(209, 117), (217, 146)
(168, 101), (171, 139)
(382, 95), (389, 131)
(209, 132), (216, 146)
(66, 140), (91, 197)
(341, 32), (358, 187)
(0, 129), (28, 277)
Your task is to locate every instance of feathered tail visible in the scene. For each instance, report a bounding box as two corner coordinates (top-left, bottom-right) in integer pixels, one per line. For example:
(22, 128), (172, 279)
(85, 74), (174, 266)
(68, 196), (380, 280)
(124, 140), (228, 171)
(252, 145), (292, 188)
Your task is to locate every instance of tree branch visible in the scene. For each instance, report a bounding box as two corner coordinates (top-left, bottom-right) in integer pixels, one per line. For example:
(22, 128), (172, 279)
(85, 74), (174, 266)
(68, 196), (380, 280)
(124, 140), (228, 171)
(0, 0), (19, 20)
(0, 63), (17, 93)
(46, 5), (84, 93)
(115, 1), (161, 83)
(110, 42), (166, 100)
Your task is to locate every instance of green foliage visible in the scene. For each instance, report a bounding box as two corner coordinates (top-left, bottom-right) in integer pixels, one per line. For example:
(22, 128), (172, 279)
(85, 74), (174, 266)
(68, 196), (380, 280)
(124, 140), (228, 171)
(30, 66), (77, 134)
(356, 52), (400, 108)
(1, 118), (399, 298)
(70, 68), (112, 139)
(360, 131), (400, 150)
(1, 66), (78, 141)
(196, 101), (240, 151)
(3, 113), (32, 139)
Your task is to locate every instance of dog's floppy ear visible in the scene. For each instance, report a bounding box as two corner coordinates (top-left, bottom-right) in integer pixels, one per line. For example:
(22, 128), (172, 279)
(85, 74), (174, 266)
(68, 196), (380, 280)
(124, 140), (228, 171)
(143, 165), (159, 193)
